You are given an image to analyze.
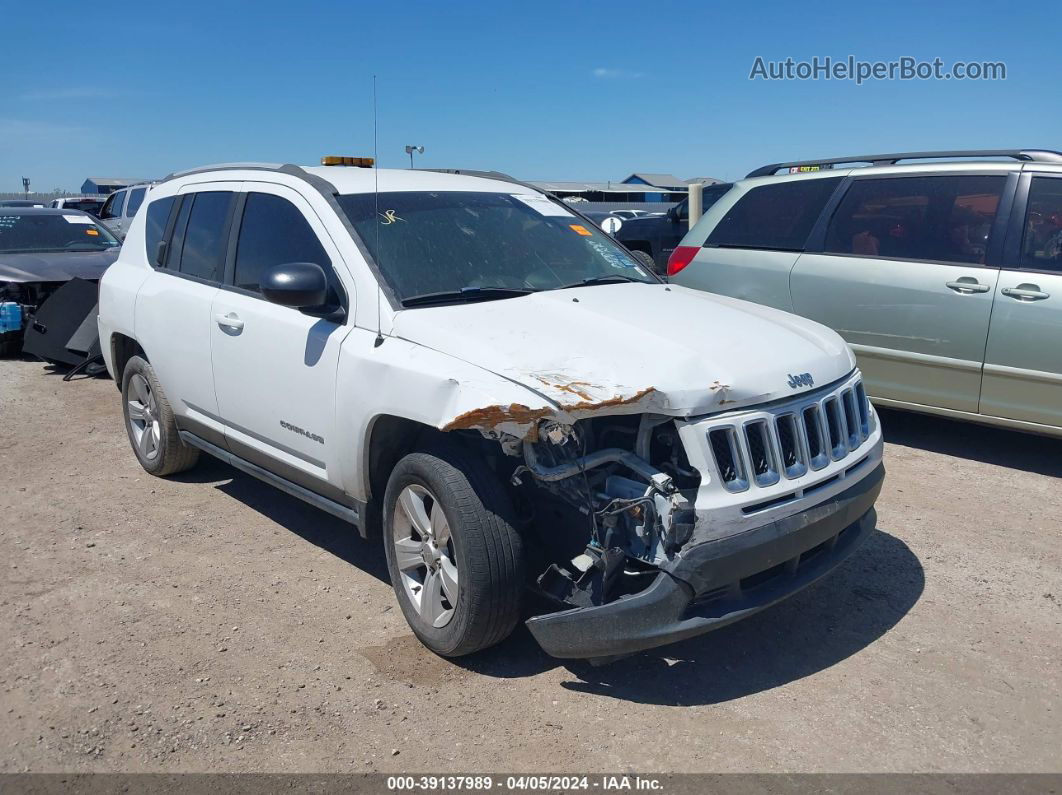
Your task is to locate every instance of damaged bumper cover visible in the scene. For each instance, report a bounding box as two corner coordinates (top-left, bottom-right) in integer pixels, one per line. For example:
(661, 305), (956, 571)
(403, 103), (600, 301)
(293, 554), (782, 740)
(525, 462), (885, 660)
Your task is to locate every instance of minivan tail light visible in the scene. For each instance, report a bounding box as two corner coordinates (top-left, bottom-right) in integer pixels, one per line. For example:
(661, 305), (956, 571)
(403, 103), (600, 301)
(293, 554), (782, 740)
(666, 246), (699, 277)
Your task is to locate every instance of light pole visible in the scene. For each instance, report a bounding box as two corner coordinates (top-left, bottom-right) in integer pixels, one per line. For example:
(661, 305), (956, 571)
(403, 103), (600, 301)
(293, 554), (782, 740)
(404, 145), (424, 169)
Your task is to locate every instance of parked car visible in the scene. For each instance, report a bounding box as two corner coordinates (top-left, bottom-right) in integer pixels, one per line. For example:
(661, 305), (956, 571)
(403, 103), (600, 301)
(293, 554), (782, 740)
(0, 199), (46, 208)
(669, 149), (1062, 438)
(51, 197), (106, 217)
(98, 162), (884, 662)
(98, 183), (152, 239)
(0, 208), (120, 355)
(608, 183), (733, 273)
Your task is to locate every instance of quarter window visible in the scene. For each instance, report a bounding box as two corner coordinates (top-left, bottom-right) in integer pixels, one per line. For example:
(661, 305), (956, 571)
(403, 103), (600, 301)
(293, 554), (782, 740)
(824, 175), (1006, 265)
(1020, 177), (1062, 272)
(144, 196), (176, 267)
(705, 178), (841, 251)
(233, 193), (331, 294)
(170, 192), (234, 281)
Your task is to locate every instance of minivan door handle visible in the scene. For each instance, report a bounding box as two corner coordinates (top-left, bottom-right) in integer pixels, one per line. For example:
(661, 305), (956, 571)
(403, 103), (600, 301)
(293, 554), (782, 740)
(945, 278), (990, 294)
(1001, 284), (1049, 301)
(215, 312), (245, 331)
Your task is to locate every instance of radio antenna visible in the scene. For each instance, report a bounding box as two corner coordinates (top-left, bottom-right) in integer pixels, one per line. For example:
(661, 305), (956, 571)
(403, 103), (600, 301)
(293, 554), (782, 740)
(373, 74), (384, 348)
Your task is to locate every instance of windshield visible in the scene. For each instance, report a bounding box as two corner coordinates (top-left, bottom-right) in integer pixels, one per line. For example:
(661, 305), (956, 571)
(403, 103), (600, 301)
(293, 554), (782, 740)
(0, 213), (120, 253)
(337, 191), (656, 303)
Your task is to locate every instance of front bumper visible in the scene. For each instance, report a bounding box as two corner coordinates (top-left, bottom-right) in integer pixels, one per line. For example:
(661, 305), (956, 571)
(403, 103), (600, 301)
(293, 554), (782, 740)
(526, 462), (885, 660)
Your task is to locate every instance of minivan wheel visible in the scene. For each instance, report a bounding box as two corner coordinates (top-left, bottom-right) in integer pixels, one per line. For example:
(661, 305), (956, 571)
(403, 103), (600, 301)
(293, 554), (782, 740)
(383, 443), (524, 657)
(121, 355), (199, 476)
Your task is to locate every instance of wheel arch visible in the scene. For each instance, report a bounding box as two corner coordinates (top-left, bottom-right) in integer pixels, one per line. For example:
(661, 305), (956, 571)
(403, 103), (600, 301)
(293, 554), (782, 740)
(110, 333), (146, 390)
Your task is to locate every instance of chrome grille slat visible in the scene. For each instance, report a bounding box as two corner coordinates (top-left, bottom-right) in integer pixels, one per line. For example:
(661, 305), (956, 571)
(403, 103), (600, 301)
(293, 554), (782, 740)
(708, 427), (749, 493)
(841, 388), (861, 450)
(775, 413), (807, 479)
(801, 404), (829, 471)
(854, 382), (870, 438)
(743, 420), (780, 487)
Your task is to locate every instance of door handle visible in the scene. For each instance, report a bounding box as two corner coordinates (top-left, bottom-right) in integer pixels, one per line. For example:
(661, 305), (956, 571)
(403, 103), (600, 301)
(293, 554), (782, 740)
(215, 312), (245, 330)
(1001, 284), (1049, 301)
(945, 279), (990, 294)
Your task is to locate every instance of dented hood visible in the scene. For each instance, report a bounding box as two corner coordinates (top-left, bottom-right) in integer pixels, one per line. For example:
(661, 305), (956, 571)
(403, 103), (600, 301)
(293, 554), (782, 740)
(392, 282), (856, 426)
(0, 250), (119, 283)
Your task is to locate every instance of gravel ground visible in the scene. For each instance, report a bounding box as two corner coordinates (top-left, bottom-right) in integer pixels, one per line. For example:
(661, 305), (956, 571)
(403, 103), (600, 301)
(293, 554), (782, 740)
(1, 358), (1059, 773)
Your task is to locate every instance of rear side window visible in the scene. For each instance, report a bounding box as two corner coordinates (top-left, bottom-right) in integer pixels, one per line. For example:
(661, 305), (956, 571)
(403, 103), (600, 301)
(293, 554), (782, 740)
(824, 175), (1006, 265)
(706, 178), (840, 251)
(1020, 177), (1062, 272)
(144, 196), (175, 266)
(126, 187), (147, 217)
(168, 191), (234, 281)
(233, 193), (331, 293)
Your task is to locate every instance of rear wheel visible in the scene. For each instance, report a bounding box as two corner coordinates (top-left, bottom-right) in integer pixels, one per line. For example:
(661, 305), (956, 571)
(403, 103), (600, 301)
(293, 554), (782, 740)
(383, 442), (524, 657)
(121, 355), (199, 476)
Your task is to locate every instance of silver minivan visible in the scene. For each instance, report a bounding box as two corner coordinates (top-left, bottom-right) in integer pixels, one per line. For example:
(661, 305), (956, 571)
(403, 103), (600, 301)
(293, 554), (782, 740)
(670, 149), (1062, 438)
(98, 183), (152, 239)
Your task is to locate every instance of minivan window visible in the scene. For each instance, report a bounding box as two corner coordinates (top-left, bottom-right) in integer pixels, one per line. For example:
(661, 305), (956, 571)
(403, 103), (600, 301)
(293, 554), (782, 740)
(234, 193), (331, 293)
(173, 191), (233, 281)
(144, 196), (176, 267)
(1021, 177), (1062, 272)
(126, 187), (147, 217)
(824, 175), (1006, 265)
(705, 178), (841, 252)
(101, 190), (125, 220)
(337, 191), (654, 304)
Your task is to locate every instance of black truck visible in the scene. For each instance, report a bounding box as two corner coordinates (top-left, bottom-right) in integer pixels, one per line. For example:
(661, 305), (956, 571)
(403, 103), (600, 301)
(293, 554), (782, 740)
(587, 183), (732, 274)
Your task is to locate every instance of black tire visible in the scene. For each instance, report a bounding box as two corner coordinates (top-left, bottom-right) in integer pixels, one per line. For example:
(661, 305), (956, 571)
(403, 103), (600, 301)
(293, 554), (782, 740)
(383, 441), (524, 657)
(121, 355), (199, 476)
(630, 249), (658, 274)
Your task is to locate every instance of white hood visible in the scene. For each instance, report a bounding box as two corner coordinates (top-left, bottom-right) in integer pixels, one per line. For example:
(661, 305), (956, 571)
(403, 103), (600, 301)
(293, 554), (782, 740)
(391, 282), (855, 430)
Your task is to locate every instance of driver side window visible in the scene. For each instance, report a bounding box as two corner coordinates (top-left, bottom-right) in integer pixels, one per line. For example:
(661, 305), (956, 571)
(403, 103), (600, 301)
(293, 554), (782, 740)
(233, 193), (336, 297)
(101, 191), (125, 219)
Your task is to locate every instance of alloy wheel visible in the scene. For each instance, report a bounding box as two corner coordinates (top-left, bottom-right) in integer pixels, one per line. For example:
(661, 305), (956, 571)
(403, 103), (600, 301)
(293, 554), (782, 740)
(126, 373), (161, 461)
(392, 484), (459, 628)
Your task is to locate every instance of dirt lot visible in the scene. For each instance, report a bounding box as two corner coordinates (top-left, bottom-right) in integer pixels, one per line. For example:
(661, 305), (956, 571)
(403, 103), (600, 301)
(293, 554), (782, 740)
(1, 358), (1060, 774)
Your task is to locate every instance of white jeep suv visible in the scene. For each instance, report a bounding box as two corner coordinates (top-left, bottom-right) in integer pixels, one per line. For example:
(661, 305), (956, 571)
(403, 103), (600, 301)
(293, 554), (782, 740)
(98, 162), (885, 662)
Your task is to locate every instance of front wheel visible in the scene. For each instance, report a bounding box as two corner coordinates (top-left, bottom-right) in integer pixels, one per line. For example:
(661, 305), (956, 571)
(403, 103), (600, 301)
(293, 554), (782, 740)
(383, 442), (524, 657)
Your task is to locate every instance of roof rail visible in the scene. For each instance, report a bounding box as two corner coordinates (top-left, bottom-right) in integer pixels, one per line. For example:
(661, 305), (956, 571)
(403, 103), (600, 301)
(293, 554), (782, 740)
(417, 168), (547, 194)
(746, 149), (1062, 178)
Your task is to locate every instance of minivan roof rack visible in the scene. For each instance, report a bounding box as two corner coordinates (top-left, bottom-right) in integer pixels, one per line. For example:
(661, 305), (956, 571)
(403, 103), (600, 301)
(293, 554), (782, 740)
(746, 149), (1062, 178)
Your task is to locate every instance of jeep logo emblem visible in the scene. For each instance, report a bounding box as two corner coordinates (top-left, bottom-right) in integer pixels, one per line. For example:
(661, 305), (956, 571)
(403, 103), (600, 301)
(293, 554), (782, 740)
(787, 372), (814, 389)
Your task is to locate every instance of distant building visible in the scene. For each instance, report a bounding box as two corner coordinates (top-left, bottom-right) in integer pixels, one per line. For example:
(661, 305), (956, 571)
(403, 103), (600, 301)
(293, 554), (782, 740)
(620, 173), (726, 201)
(81, 177), (147, 195)
(621, 173), (688, 191)
(528, 180), (679, 204)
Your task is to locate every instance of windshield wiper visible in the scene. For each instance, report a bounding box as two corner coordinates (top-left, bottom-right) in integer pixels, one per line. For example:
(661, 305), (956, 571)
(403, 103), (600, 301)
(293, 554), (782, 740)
(553, 274), (646, 290)
(400, 286), (537, 307)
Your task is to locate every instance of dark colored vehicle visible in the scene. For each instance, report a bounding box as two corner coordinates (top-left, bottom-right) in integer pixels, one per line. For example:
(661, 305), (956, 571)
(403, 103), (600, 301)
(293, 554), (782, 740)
(607, 184), (733, 273)
(0, 200), (46, 208)
(0, 208), (120, 355)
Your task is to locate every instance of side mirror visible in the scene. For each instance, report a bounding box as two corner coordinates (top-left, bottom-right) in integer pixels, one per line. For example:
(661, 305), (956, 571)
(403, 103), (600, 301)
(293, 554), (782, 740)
(260, 262), (328, 308)
(667, 204), (687, 223)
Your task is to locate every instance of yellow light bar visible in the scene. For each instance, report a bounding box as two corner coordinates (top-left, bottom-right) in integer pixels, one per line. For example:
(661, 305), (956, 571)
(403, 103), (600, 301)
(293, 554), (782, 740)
(321, 156), (375, 167)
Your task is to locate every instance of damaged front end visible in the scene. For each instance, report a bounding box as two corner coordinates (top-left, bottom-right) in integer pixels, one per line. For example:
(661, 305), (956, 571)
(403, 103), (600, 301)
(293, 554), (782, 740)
(507, 414), (700, 612)
(455, 373), (884, 662)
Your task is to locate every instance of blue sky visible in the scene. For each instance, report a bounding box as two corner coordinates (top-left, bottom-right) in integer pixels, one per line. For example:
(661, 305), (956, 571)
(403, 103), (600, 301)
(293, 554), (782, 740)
(2, 0), (1059, 191)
